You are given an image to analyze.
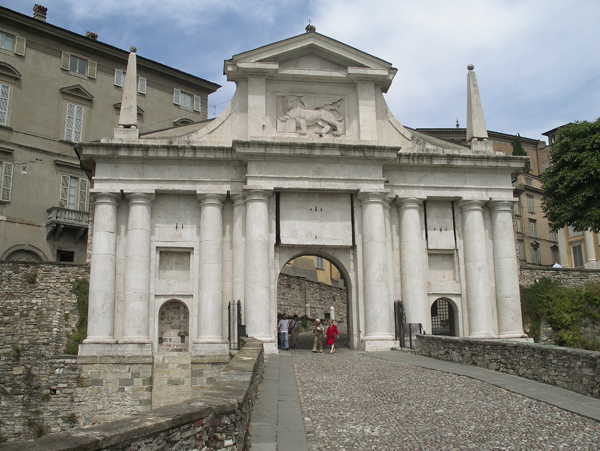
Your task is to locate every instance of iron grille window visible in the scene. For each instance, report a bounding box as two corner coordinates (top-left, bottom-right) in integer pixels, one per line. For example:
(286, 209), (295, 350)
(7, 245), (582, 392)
(57, 250), (74, 262)
(431, 299), (453, 336)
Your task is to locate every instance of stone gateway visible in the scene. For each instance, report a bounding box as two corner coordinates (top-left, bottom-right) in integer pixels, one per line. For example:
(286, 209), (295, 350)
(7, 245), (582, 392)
(79, 29), (527, 359)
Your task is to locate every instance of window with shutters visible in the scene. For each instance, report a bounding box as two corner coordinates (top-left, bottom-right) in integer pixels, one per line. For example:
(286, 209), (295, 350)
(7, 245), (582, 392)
(513, 200), (520, 216)
(529, 220), (537, 238)
(173, 88), (201, 112)
(316, 256), (324, 270)
(60, 52), (96, 78)
(516, 242), (525, 260)
(0, 31), (14, 52)
(64, 103), (84, 143)
(59, 175), (88, 211)
(531, 246), (542, 265)
(114, 69), (125, 87)
(0, 83), (10, 126)
(515, 219), (522, 233)
(1, 161), (14, 202)
(138, 77), (147, 94)
(550, 230), (557, 242)
(527, 196), (534, 213)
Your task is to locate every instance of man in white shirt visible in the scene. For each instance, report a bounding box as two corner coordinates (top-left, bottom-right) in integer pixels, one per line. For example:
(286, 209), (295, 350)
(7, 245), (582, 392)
(278, 313), (290, 351)
(552, 261), (563, 268)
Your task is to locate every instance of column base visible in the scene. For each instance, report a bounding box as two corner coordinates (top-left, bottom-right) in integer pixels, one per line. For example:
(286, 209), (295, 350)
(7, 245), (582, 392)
(362, 340), (399, 352)
(497, 331), (528, 340)
(500, 337), (534, 343)
(263, 342), (279, 354)
(468, 332), (497, 339)
(192, 342), (229, 356)
(82, 336), (117, 344)
(119, 337), (151, 344)
(78, 342), (152, 356)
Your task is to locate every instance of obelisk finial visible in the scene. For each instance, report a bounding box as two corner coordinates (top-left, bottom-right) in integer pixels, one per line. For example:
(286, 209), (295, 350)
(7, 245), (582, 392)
(466, 64), (488, 143)
(118, 47), (138, 129)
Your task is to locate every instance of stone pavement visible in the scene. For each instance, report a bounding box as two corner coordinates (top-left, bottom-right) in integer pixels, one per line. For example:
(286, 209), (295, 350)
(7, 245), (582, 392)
(249, 329), (600, 450)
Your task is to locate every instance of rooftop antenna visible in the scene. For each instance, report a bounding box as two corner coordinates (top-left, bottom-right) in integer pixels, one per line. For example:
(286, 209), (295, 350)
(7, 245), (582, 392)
(456, 117), (460, 128)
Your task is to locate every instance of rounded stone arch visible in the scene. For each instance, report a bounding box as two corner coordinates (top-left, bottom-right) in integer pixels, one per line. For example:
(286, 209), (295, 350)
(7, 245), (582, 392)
(430, 297), (459, 337)
(276, 247), (358, 348)
(157, 299), (190, 352)
(2, 245), (48, 262)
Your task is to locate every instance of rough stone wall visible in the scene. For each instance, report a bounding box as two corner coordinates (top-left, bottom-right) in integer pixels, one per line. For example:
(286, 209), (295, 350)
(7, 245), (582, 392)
(3, 339), (265, 451)
(520, 267), (600, 288)
(0, 261), (89, 441)
(277, 274), (347, 322)
(416, 335), (600, 399)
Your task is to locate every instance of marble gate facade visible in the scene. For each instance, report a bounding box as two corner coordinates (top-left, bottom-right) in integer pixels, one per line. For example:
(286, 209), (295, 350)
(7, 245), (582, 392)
(79, 30), (528, 359)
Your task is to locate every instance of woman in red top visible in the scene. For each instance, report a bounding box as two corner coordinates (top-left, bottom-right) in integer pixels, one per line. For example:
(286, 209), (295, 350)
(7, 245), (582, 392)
(325, 319), (339, 354)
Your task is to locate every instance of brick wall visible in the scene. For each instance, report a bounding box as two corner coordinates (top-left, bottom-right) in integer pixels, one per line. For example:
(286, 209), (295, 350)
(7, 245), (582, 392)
(0, 261), (89, 440)
(416, 335), (600, 399)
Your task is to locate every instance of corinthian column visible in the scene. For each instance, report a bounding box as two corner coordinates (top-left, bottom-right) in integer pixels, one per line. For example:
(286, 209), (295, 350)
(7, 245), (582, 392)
(195, 194), (227, 353)
(396, 198), (430, 332)
(83, 193), (120, 346)
(458, 199), (495, 338)
(358, 192), (394, 349)
(489, 200), (525, 338)
(244, 190), (272, 344)
(121, 193), (154, 345)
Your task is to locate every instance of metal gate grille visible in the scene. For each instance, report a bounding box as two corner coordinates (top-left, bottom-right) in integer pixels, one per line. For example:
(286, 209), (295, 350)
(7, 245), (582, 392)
(431, 299), (453, 336)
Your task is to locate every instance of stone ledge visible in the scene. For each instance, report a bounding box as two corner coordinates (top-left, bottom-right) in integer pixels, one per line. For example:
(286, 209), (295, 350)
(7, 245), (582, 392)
(1, 338), (265, 451)
(416, 335), (600, 399)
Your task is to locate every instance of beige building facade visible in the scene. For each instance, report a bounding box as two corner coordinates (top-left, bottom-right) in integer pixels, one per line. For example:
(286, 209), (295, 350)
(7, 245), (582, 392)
(0, 5), (219, 263)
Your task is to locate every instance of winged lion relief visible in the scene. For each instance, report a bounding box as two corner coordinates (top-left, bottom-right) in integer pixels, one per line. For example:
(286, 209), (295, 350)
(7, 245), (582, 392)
(276, 95), (345, 136)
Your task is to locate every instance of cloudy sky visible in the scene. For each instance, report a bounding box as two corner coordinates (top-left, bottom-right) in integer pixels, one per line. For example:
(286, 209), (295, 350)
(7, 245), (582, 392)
(3, 0), (599, 141)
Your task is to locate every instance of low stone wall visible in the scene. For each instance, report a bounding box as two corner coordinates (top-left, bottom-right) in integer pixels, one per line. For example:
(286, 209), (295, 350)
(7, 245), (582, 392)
(0, 261), (89, 440)
(416, 335), (600, 398)
(0, 339), (264, 451)
(520, 267), (600, 288)
(277, 274), (347, 322)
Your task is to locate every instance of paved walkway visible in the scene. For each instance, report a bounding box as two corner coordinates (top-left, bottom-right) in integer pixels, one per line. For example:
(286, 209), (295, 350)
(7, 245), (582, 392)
(249, 331), (600, 450)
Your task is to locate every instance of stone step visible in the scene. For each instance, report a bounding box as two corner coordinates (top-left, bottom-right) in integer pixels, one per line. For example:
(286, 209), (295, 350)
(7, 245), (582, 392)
(151, 353), (192, 409)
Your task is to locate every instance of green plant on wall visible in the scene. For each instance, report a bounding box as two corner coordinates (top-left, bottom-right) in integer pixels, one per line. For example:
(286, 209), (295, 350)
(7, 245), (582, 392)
(521, 279), (600, 350)
(64, 279), (89, 355)
(27, 417), (49, 438)
(11, 344), (23, 359)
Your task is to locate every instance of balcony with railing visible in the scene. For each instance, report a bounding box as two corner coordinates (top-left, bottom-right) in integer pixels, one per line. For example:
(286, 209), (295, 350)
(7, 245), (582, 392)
(46, 207), (89, 242)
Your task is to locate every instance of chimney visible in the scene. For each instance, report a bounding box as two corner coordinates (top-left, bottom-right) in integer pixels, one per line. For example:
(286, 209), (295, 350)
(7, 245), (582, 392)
(33, 4), (47, 22)
(85, 31), (98, 41)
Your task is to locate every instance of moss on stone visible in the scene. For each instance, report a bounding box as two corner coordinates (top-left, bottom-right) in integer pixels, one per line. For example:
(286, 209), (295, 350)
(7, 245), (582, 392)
(64, 279), (89, 355)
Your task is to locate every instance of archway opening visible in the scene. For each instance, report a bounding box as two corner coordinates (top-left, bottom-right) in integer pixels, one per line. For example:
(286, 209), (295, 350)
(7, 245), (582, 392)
(430, 298), (456, 336)
(158, 299), (189, 352)
(277, 254), (349, 350)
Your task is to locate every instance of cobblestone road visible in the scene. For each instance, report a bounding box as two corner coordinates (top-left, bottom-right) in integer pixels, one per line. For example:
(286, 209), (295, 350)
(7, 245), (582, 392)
(290, 330), (600, 451)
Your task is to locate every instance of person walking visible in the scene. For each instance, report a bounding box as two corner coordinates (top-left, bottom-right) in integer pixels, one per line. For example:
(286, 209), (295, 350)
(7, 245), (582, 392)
(289, 314), (299, 348)
(325, 319), (339, 353)
(312, 319), (323, 353)
(278, 313), (290, 351)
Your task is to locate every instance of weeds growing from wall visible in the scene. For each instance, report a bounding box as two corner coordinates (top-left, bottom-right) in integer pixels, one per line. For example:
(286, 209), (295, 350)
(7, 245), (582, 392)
(521, 279), (600, 350)
(64, 279), (89, 354)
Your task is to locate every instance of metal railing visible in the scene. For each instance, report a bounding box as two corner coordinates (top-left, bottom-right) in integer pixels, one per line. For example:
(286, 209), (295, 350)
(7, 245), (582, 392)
(228, 300), (247, 350)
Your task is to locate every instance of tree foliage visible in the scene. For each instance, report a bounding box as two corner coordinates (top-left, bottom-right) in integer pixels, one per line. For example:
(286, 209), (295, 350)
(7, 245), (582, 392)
(511, 133), (530, 172)
(541, 118), (600, 232)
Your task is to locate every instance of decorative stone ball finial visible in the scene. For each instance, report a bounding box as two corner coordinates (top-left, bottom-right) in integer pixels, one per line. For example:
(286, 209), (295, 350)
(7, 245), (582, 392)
(305, 23), (316, 33)
(467, 64), (474, 71)
(130, 46), (137, 53)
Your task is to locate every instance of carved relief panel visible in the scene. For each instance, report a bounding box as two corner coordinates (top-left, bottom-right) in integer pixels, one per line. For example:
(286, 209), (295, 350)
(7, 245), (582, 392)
(276, 95), (345, 136)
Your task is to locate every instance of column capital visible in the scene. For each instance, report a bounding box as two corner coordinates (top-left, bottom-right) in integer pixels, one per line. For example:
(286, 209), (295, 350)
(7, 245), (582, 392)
(231, 193), (246, 206)
(383, 196), (394, 210)
(91, 192), (120, 206)
(357, 191), (387, 205)
(196, 193), (227, 206)
(124, 192), (155, 205)
(243, 189), (273, 203)
(457, 199), (486, 212)
(488, 198), (517, 212)
(395, 197), (424, 210)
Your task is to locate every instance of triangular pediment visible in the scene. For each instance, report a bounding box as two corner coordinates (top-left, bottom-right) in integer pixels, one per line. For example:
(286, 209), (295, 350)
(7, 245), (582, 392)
(60, 84), (94, 101)
(225, 32), (397, 91)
